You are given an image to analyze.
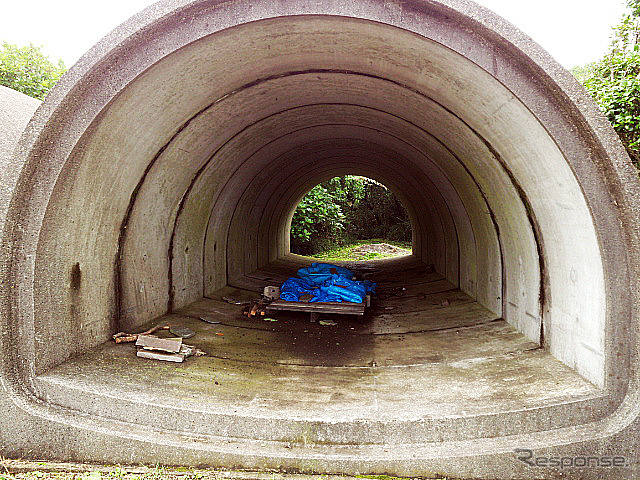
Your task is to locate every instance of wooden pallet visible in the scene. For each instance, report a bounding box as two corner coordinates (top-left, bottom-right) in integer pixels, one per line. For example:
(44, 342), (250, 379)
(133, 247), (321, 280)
(266, 295), (370, 322)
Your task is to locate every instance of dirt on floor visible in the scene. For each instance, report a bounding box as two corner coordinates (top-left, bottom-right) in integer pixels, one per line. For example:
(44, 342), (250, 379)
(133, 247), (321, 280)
(349, 243), (411, 259)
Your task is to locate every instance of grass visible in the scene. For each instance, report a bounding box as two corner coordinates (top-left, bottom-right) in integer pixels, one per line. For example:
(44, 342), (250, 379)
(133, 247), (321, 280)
(0, 460), (462, 480)
(308, 239), (412, 262)
(0, 461), (204, 480)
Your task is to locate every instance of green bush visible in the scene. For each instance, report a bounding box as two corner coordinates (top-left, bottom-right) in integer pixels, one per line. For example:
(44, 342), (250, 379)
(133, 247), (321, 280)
(0, 41), (66, 100)
(576, 0), (640, 167)
(290, 176), (411, 255)
(290, 183), (346, 255)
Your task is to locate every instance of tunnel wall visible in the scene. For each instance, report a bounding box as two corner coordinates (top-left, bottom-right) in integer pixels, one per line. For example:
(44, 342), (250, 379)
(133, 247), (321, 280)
(2, 0), (640, 477)
(25, 13), (597, 382)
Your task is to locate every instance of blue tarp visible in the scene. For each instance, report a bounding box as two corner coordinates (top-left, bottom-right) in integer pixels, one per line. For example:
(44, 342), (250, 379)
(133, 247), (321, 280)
(280, 263), (376, 303)
(297, 263), (354, 284)
(279, 277), (317, 301)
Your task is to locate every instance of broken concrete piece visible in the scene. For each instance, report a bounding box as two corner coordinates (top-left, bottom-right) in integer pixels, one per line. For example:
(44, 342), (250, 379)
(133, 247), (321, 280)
(136, 349), (185, 363)
(169, 325), (195, 338)
(199, 316), (221, 324)
(222, 296), (251, 305)
(136, 334), (182, 353)
(135, 342), (205, 362)
(179, 344), (207, 357)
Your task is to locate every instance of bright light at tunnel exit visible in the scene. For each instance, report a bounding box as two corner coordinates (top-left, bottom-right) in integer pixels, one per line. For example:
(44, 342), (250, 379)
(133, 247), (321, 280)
(289, 175), (414, 259)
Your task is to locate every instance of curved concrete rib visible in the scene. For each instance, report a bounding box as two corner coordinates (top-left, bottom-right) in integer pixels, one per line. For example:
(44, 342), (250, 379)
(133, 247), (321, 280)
(1, 1), (640, 478)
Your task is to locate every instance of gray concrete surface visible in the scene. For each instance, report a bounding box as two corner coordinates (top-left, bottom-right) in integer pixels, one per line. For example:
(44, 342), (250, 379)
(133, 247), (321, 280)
(1, 0), (640, 478)
(34, 258), (601, 446)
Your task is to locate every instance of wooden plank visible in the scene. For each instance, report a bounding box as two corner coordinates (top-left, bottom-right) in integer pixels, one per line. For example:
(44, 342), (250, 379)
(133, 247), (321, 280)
(267, 299), (365, 315)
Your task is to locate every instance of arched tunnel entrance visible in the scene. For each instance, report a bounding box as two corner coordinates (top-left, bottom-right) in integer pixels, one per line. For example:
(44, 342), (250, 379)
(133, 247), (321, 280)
(2, 0), (640, 476)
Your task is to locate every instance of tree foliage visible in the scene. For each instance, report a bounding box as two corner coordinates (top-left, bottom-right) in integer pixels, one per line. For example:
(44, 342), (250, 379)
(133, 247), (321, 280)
(290, 176), (411, 255)
(0, 42), (66, 100)
(290, 184), (345, 246)
(577, 0), (640, 167)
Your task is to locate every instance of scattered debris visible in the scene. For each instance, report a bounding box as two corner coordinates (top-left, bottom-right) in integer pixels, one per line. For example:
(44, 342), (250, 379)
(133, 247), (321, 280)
(136, 349), (184, 363)
(180, 344), (207, 357)
(136, 344), (206, 363)
(112, 324), (170, 344)
(263, 317), (278, 322)
(263, 286), (280, 300)
(319, 319), (337, 326)
(441, 299), (450, 307)
(169, 325), (196, 338)
(135, 334), (206, 362)
(199, 316), (221, 324)
(215, 332), (224, 336)
(243, 301), (269, 317)
(378, 286), (407, 299)
(385, 306), (396, 310)
(136, 334), (182, 353)
(222, 296), (251, 305)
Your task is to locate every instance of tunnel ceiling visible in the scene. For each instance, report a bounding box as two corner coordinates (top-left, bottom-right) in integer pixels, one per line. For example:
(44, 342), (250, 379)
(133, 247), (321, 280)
(5, 1), (637, 396)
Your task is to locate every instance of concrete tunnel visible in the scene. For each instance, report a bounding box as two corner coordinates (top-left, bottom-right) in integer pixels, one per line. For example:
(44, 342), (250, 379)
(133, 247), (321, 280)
(2, 0), (640, 477)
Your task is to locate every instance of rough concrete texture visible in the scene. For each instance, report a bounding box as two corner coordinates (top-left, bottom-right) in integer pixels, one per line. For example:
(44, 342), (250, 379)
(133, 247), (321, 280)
(1, 0), (640, 478)
(0, 86), (40, 235)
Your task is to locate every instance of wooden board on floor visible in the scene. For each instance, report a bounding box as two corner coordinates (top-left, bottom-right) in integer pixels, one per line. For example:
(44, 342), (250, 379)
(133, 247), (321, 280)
(266, 298), (367, 321)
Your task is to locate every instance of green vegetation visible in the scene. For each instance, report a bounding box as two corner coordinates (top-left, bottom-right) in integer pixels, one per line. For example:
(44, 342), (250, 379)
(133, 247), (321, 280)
(0, 42), (66, 100)
(356, 475), (459, 480)
(573, 0), (640, 167)
(290, 181), (346, 251)
(290, 176), (412, 256)
(310, 239), (412, 262)
(0, 463), (205, 479)
(0, 460), (460, 480)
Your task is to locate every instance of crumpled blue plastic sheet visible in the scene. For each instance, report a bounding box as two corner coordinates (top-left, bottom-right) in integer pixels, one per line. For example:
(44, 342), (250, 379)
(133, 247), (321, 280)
(280, 264), (377, 303)
(316, 285), (364, 303)
(279, 277), (317, 301)
(297, 263), (354, 284)
(307, 287), (343, 303)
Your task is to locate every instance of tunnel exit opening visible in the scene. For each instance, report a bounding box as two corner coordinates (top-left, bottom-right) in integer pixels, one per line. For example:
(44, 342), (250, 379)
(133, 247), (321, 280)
(288, 175), (413, 260)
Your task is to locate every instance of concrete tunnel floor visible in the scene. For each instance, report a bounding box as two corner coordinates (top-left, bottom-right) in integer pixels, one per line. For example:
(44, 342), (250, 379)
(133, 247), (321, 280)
(34, 254), (600, 444)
